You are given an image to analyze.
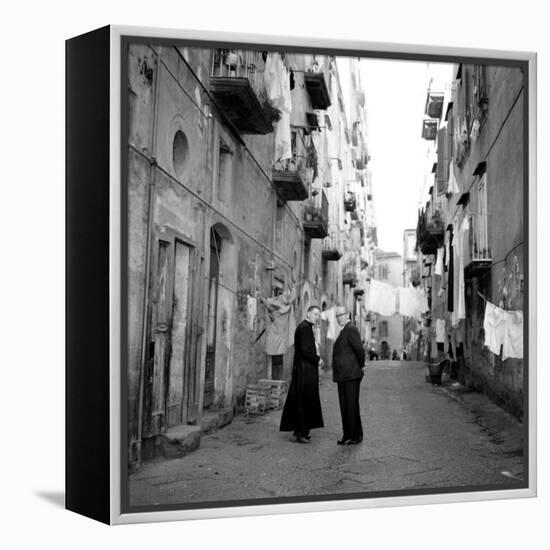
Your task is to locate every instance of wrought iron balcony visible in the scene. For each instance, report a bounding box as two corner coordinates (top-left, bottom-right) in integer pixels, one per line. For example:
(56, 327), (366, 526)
(304, 71), (331, 110)
(342, 260), (358, 286)
(344, 191), (357, 212)
(210, 49), (274, 134)
(322, 230), (343, 261)
(425, 92), (444, 119)
(303, 190), (328, 239)
(465, 213), (492, 277)
(271, 166), (308, 201)
(417, 207), (445, 255)
(422, 118), (438, 141)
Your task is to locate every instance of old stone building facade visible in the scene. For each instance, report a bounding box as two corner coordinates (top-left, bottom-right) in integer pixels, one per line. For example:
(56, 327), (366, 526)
(371, 249), (404, 359)
(126, 43), (376, 464)
(416, 63), (525, 419)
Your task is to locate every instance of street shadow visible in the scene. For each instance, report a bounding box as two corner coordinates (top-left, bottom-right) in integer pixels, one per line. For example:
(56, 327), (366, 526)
(35, 491), (65, 508)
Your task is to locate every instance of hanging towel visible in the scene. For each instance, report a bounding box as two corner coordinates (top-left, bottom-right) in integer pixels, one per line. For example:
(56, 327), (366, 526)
(502, 310), (523, 360)
(366, 279), (398, 316)
(264, 52), (293, 162)
(447, 161), (460, 194)
(483, 301), (506, 356)
(435, 319), (446, 343)
(435, 247), (444, 276)
(398, 287), (422, 320)
(321, 306), (341, 340)
(265, 287), (296, 355)
(417, 287), (429, 315)
(452, 217), (468, 325)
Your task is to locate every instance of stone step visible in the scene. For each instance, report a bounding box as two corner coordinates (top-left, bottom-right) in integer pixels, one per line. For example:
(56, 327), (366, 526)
(158, 425), (201, 460)
(201, 408), (234, 434)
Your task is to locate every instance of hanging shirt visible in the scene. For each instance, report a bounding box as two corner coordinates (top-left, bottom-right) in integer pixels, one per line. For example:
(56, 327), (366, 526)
(435, 247), (445, 276)
(447, 228), (454, 312)
(398, 286), (422, 320)
(452, 216), (468, 326)
(366, 279), (398, 316)
(435, 318), (446, 343)
(265, 287), (296, 355)
(321, 306), (341, 340)
(447, 161), (460, 194)
(502, 310), (523, 360)
(483, 301), (506, 356)
(264, 52), (293, 162)
(457, 216), (469, 319)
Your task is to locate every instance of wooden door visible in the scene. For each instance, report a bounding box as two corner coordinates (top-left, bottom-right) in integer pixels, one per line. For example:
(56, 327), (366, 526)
(166, 240), (191, 427)
(144, 237), (174, 436)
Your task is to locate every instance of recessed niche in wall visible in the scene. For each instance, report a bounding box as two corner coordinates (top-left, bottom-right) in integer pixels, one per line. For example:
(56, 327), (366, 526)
(173, 130), (189, 179)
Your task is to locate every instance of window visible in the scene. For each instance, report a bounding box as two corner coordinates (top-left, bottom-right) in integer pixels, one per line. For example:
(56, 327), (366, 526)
(379, 321), (388, 338)
(378, 264), (389, 280)
(173, 130), (189, 179)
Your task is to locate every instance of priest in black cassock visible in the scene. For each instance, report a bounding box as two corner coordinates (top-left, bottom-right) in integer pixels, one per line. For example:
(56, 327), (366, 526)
(279, 305), (324, 443)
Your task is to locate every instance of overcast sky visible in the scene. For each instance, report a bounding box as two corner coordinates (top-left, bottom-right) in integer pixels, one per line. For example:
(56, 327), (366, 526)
(358, 58), (454, 255)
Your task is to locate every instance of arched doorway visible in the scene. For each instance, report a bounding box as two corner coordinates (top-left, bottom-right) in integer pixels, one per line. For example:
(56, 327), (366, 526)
(380, 340), (389, 360)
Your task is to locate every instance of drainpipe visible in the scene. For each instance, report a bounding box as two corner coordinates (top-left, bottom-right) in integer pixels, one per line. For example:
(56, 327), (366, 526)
(135, 45), (162, 465)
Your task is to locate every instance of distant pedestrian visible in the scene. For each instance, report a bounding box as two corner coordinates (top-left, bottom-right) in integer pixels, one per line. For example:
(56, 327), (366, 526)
(332, 306), (366, 445)
(392, 349), (399, 360)
(280, 305), (324, 443)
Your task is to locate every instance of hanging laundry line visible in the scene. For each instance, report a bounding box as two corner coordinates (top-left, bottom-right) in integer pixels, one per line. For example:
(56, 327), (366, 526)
(478, 291), (523, 360)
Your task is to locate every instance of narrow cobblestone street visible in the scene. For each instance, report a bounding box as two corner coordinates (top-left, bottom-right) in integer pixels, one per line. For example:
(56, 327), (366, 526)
(129, 361), (524, 507)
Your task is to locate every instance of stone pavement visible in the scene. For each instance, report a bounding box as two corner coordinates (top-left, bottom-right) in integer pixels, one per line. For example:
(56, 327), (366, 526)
(129, 361), (525, 508)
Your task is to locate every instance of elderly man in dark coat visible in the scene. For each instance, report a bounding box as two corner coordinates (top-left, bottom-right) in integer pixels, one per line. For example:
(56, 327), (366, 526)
(280, 305), (324, 443)
(332, 305), (366, 445)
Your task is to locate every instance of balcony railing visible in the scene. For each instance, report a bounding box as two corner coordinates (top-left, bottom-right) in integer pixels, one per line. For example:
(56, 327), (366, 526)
(417, 207), (445, 255)
(465, 213), (492, 276)
(272, 130), (315, 202)
(344, 191), (357, 212)
(304, 71), (331, 110)
(422, 119), (438, 140)
(342, 259), (358, 286)
(425, 92), (444, 119)
(271, 167), (308, 202)
(210, 49), (273, 134)
(303, 190), (329, 238)
(322, 229), (343, 261)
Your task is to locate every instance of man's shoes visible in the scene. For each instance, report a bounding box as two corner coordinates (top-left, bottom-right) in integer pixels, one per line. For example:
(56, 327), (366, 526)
(337, 439), (351, 445)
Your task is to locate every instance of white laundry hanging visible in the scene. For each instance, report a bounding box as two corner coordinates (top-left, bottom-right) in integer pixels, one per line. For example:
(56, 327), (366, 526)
(366, 279), (398, 316)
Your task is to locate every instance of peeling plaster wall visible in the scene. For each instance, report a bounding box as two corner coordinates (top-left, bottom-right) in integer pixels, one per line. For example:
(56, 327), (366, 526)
(449, 66), (525, 419)
(128, 44), (353, 431)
